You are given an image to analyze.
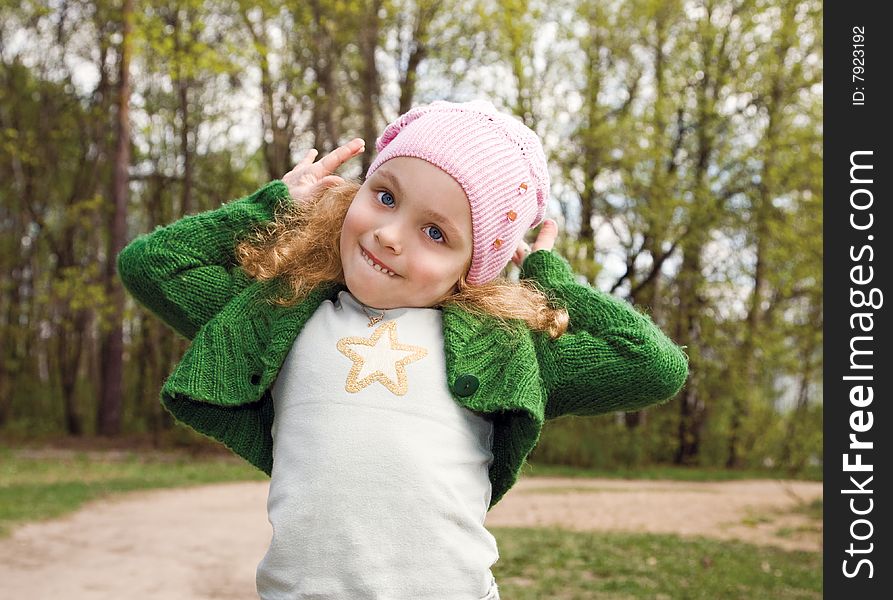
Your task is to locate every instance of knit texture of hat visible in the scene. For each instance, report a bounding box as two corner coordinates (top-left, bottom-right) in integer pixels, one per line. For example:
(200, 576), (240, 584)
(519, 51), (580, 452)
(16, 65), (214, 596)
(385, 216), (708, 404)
(365, 100), (550, 285)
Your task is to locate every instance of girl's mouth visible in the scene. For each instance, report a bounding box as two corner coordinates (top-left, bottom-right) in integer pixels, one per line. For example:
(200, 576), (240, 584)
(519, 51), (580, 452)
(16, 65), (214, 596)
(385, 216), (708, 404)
(360, 247), (397, 277)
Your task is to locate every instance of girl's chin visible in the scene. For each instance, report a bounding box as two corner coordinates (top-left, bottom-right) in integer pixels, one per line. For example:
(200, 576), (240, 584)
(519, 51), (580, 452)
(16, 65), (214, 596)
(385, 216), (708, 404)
(344, 278), (397, 309)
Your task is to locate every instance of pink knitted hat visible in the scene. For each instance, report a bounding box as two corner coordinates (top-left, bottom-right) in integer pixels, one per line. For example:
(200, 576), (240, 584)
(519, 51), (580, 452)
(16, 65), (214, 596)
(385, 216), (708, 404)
(365, 100), (550, 285)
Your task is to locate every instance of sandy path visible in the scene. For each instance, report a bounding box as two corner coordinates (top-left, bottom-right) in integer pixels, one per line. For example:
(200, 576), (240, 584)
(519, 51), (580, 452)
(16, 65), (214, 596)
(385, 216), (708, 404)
(0, 477), (821, 599)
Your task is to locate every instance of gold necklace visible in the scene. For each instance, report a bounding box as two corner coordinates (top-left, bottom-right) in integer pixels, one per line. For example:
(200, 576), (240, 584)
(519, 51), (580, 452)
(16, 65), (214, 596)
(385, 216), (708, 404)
(361, 305), (385, 327)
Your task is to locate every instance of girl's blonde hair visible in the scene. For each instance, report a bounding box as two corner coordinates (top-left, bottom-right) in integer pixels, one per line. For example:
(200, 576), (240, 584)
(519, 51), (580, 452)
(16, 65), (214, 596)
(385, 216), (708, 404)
(236, 181), (568, 339)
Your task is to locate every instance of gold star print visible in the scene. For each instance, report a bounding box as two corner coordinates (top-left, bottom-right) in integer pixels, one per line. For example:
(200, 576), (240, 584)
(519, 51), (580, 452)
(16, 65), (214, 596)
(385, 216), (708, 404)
(336, 320), (428, 396)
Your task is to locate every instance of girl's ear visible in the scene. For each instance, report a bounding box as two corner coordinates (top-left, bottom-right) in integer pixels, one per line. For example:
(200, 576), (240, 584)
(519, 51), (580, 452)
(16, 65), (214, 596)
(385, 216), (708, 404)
(442, 274), (467, 302)
(456, 272), (473, 296)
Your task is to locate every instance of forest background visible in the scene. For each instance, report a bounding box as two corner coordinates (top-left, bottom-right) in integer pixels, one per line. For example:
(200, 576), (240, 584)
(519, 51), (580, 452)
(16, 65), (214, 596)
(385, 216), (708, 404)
(0, 0), (822, 475)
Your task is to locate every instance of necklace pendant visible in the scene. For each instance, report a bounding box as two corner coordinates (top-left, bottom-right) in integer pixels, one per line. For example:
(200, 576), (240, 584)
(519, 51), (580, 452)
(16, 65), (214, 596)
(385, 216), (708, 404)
(367, 314), (383, 327)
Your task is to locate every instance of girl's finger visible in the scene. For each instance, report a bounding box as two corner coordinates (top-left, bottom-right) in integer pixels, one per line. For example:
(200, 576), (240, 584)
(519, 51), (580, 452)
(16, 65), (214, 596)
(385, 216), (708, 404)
(316, 138), (365, 174)
(283, 149), (318, 181)
(298, 148), (318, 167)
(510, 241), (531, 267)
(511, 249), (524, 267)
(531, 219), (558, 252)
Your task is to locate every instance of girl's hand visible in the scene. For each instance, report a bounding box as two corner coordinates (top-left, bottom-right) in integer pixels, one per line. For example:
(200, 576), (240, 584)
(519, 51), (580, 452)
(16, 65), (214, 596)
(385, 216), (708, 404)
(512, 219), (558, 266)
(282, 138), (365, 202)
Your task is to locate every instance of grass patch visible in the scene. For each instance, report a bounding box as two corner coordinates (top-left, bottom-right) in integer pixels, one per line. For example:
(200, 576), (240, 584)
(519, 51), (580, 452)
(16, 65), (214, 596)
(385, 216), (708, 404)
(491, 527), (821, 599)
(0, 446), (264, 537)
(792, 498), (823, 520)
(775, 524), (823, 539)
(522, 462), (822, 482)
(774, 498), (824, 540)
(740, 513), (775, 527)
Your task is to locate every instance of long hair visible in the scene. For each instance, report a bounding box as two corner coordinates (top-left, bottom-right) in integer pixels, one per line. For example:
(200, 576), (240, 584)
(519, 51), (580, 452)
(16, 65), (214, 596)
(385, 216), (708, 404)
(236, 181), (569, 339)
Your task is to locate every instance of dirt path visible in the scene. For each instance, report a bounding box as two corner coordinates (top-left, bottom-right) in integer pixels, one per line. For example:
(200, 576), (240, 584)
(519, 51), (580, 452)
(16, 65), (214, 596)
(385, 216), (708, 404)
(0, 477), (821, 599)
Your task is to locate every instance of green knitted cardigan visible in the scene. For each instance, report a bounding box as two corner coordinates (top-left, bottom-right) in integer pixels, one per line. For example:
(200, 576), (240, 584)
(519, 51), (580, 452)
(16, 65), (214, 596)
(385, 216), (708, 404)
(117, 180), (689, 508)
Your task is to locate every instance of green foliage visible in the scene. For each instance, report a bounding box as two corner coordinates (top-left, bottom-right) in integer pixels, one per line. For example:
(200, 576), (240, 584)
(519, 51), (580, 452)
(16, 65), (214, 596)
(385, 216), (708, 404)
(531, 414), (665, 470)
(532, 395), (823, 475)
(492, 528), (821, 599)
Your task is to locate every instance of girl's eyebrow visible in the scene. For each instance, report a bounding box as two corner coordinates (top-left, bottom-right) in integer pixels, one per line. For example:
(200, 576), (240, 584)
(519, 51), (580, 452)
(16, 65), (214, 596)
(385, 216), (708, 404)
(420, 207), (462, 241)
(376, 170), (406, 198)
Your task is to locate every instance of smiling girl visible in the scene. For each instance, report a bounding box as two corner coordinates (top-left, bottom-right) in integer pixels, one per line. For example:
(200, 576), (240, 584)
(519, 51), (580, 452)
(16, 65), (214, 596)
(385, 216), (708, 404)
(118, 100), (688, 599)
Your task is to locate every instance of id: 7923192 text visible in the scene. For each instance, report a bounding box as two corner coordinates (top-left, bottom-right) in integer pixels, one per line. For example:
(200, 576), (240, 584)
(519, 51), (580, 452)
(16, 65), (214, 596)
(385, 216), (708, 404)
(852, 26), (865, 106)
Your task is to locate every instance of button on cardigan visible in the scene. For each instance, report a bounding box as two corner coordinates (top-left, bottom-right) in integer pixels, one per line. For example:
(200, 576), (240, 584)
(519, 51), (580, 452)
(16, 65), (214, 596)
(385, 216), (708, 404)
(117, 180), (689, 508)
(452, 374), (480, 397)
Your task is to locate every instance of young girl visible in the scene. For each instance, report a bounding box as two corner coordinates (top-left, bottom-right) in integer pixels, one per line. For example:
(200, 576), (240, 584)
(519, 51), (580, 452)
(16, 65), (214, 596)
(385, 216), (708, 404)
(118, 100), (688, 599)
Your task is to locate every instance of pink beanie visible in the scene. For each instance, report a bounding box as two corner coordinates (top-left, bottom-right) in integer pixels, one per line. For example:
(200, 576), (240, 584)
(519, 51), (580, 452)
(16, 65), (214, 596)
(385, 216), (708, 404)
(365, 100), (550, 285)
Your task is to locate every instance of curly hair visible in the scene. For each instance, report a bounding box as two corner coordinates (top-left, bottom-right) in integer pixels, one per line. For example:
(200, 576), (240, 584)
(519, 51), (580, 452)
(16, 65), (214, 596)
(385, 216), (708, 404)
(235, 181), (568, 339)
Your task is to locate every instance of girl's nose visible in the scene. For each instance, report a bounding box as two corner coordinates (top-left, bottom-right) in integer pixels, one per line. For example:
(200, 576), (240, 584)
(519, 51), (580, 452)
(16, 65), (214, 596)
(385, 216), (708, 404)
(374, 226), (402, 254)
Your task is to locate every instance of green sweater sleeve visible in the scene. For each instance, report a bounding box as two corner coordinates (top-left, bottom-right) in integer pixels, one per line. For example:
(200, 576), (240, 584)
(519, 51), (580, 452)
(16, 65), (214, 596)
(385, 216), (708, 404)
(520, 250), (689, 419)
(116, 180), (291, 340)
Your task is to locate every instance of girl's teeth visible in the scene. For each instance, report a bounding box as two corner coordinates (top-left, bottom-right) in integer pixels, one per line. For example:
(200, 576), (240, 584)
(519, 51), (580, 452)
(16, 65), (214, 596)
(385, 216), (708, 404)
(362, 250), (395, 276)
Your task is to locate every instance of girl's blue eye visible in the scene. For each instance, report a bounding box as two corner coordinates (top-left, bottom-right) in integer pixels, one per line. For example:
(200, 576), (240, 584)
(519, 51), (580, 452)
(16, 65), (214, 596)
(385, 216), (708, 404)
(377, 190), (395, 207)
(424, 225), (444, 243)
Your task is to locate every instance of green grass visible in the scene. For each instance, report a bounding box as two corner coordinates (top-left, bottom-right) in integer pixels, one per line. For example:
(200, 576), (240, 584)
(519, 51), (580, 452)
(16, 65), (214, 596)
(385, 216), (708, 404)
(775, 498), (823, 540)
(522, 462), (823, 482)
(792, 498), (823, 520)
(491, 528), (821, 599)
(0, 446), (264, 537)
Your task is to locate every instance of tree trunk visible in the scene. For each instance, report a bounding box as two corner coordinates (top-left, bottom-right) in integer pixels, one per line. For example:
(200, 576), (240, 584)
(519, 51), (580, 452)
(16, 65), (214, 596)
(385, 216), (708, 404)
(239, 5), (294, 180)
(0, 261), (26, 427)
(310, 0), (339, 151)
(0, 207), (30, 426)
(725, 212), (766, 467)
(98, 0), (132, 436)
(359, 0), (382, 175)
(59, 309), (88, 435)
(172, 5), (198, 215)
(177, 68), (192, 216)
(673, 242), (705, 465)
(398, 0), (438, 116)
(779, 295), (821, 471)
